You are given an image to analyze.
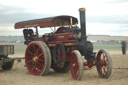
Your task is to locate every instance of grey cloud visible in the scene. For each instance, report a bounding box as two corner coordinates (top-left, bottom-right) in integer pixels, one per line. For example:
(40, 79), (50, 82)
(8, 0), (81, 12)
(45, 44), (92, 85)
(87, 15), (128, 24)
(118, 24), (128, 32)
(105, 0), (128, 3)
(0, 4), (51, 26)
(1, 4), (127, 26)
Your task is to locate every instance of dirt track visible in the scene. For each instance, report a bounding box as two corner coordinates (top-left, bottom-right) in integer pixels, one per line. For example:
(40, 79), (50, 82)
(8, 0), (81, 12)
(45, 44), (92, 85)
(0, 51), (128, 85)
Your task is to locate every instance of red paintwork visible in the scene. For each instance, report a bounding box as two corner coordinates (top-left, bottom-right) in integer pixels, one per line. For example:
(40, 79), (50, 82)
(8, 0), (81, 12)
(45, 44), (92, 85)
(48, 40), (77, 44)
(54, 32), (73, 41)
(83, 60), (94, 68)
(68, 32), (73, 40)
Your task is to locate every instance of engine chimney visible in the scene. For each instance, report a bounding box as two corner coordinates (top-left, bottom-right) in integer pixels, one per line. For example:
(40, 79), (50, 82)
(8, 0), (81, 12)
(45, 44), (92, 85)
(79, 8), (87, 41)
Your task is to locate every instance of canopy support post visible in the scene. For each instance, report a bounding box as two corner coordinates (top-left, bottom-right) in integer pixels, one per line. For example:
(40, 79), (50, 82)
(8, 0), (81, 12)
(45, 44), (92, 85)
(35, 27), (39, 37)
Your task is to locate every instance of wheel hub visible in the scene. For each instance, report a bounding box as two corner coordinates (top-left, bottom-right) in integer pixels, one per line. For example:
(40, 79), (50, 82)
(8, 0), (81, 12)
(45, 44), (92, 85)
(72, 63), (75, 67)
(33, 56), (38, 62)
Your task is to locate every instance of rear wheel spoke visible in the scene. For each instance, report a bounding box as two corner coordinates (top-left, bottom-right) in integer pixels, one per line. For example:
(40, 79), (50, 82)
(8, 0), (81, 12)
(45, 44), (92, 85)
(27, 60), (34, 64)
(31, 65), (36, 72)
(32, 44), (36, 53)
(35, 47), (40, 55)
(37, 53), (43, 58)
(38, 58), (44, 62)
(27, 50), (35, 56)
(37, 61), (42, 67)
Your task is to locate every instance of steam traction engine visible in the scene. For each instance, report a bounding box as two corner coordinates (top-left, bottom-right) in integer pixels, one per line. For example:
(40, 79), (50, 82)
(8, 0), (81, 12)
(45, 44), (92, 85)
(14, 8), (112, 80)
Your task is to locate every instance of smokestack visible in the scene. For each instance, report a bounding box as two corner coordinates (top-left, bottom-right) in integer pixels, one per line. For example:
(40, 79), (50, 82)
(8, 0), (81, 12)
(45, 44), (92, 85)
(79, 8), (87, 41)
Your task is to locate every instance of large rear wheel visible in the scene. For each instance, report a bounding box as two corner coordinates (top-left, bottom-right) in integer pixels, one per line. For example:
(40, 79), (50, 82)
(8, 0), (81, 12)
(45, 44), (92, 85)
(70, 50), (83, 80)
(96, 49), (112, 78)
(25, 41), (51, 75)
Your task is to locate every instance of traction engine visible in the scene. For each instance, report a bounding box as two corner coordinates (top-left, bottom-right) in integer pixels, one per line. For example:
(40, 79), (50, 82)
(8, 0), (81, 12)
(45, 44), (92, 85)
(14, 8), (112, 80)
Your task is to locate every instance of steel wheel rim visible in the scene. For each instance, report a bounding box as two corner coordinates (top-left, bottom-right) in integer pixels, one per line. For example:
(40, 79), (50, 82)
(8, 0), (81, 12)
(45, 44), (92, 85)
(25, 43), (45, 75)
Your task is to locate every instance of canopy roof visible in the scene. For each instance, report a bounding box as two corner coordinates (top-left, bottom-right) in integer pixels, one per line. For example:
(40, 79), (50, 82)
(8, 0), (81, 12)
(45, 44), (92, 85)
(14, 15), (78, 29)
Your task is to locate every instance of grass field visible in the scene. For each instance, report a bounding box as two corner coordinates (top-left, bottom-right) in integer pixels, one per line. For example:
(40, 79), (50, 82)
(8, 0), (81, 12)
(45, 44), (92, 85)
(13, 43), (122, 54)
(93, 44), (121, 51)
(14, 43), (27, 54)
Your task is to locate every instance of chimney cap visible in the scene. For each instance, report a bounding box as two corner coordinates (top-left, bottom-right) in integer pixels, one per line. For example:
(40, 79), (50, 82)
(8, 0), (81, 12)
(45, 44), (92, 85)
(79, 8), (86, 12)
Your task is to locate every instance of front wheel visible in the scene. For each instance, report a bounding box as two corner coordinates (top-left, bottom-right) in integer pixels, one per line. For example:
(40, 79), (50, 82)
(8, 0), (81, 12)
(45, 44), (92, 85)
(70, 50), (83, 80)
(96, 49), (112, 78)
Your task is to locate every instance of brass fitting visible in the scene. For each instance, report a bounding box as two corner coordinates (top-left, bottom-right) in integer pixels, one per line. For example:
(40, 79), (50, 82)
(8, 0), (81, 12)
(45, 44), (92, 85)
(79, 8), (86, 12)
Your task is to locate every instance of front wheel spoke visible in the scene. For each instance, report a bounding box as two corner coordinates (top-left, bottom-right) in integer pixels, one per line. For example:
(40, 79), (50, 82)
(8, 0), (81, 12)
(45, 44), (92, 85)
(104, 57), (108, 62)
(75, 62), (79, 68)
(102, 67), (106, 76)
(74, 57), (77, 62)
(100, 67), (103, 75)
(103, 67), (107, 74)
(99, 55), (101, 61)
(103, 61), (107, 66)
(73, 55), (77, 62)
(103, 56), (107, 62)
(103, 53), (105, 58)
(73, 68), (77, 74)
(103, 55), (105, 61)
(100, 60), (105, 66)
(72, 56), (75, 62)
(75, 69), (79, 76)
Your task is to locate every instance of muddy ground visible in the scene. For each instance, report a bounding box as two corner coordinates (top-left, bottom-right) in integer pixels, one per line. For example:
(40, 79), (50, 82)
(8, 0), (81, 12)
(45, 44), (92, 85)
(0, 51), (128, 85)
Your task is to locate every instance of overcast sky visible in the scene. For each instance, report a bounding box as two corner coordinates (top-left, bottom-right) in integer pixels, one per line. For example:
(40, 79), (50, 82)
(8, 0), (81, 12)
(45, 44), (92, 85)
(0, 0), (128, 36)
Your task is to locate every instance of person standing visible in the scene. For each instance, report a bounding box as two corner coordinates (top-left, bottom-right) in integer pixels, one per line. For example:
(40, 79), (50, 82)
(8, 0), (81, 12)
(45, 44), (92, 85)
(121, 40), (127, 55)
